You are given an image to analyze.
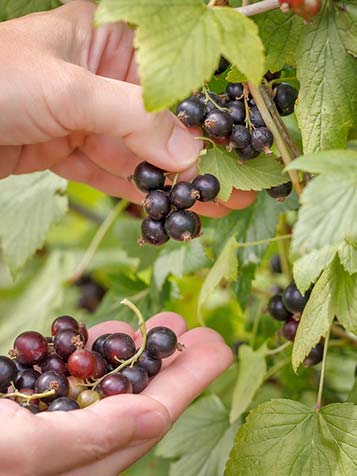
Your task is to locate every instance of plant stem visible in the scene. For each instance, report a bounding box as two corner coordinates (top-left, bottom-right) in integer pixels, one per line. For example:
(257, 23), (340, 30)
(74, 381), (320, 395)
(316, 330), (330, 411)
(265, 341), (291, 356)
(69, 200), (103, 224)
(236, 0), (280, 16)
(68, 200), (129, 284)
(277, 214), (292, 281)
(331, 324), (357, 346)
(248, 82), (303, 196)
(236, 234), (291, 249)
(0, 389), (56, 402)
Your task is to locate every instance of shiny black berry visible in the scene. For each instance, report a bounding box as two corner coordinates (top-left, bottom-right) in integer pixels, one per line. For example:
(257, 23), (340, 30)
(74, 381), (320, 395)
(265, 70), (281, 82)
(236, 144), (260, 161)
(54, 329), (84, 361)
(270, 254), (282, 274)
(165, 210), (200, 241)
(141, 217), (169, 246)
(15, 369), (41, 390)
(103, 333), (136, 366)
(192, 174), (220, 202)
(92, 333), (111, 355)
(274, 83), (298, 116)
(251, 127), (274, 152)
(146, 326), (178, 359)
(121, 365), (149, 394)
(282, 282), (311, 314)
(230, 125), (251, 149)
(41, 353), (68, 376)
(176, 97), (206, 127)
(268, 295), (292, 322)
(204, 110), (233, 137)
(226, 82), (243, 100)
(138, 350), (162, 377)
(144, 190), (171, 220)
(170, 182), (199, 209)
(0, 356), (17, 389)
(47, 397), (80, 412)
(266, 182), (293, 201)
(215, 56), (230, 75)
(204, 92), (225, 113)
(250, 107), (265, 127)
(133, 162), (165, 193)
(226, 101), (245, 125)
(35, 371), (69, 402)
(51, 316), (79, 336)
(282, 318), (299, 342)
(303, 342), (324, 367)
(76, 275), (107, 313)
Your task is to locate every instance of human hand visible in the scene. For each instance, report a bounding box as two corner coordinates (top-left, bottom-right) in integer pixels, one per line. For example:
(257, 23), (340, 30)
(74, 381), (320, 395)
(0, 0), (255, 217)
(0, 313), (232, 476)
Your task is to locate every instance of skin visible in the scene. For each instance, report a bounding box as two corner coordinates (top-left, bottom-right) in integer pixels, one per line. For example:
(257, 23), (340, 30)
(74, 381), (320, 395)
(0, 314), (233, 476)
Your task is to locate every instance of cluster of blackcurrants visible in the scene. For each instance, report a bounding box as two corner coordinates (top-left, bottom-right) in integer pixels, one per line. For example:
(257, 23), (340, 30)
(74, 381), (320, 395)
(132, 161), (220, 246)
(268, 256), (323, 367)
(176, 73), (298, 201)
(0, 315), (180, 413)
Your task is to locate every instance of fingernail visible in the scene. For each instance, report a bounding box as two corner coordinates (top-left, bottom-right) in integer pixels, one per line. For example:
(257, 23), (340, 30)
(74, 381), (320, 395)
(135, 410), (170, 440)
(168, 124), (202, 167)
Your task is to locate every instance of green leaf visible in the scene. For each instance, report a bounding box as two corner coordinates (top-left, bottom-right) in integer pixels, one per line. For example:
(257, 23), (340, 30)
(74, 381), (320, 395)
(0, 172), (68, 277)
(226, 399), (357, 476)
(296, 2), (357, 152)
(153, 239), (209, 289)
(254, 10), (303, 73)
(335, 1), (357, 57)
(333, 260), (357, 334)
(198, 235), (238, 322)
(338, 241), (357, 274)
(226, 66), (247, 83)
(199, 146), (287, 201)
(157, 396), (239, 476)
(230, 345), (267, 423)
(347, 378), (357, 404)
(286, 149), (357, 175)
(293, 245), (337, 294)
(1, 0), (60, 20)
(122, 450), (170, 476)
(96, 1), (264, 111)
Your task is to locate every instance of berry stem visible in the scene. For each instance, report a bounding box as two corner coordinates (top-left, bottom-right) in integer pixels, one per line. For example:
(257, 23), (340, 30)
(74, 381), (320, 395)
(0, 389), (56, 402)
(236, 233), (291, 249)
(265, 341), (291, 356)
(316, 329), (330, 411)
(195, 136), (217, 148)
(330, 324), (357, 346)
(203, 86), (229, 112)
(277, 214), (292, 281)
(68, 200), (129, 284)
(92, 299), (147, 390)
(247, 82), (303, 196)
(242, 83), (253, 130)
(235, 0), (280, 16)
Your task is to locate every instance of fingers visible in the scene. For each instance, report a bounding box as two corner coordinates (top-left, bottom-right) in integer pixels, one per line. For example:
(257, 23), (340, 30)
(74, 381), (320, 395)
(142, 327), (233, 421)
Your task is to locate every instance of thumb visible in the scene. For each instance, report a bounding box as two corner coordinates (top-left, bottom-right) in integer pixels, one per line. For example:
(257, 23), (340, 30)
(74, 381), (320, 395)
(64, 65), (202, 172)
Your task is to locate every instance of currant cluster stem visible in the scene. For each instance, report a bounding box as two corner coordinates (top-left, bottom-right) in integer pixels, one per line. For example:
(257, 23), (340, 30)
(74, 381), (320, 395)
(316, 330), (330, 411)
(0, 389), (56, 403)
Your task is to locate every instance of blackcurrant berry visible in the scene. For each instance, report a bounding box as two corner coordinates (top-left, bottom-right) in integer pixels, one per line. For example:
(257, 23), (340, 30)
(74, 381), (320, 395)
(215, 56), (230, 75)
(146, 326), (178, 359)
(41, 353), (68, 376)
(68, 350), (96, 379)
(274, 83), (298, 116)
(92, 351), (108, 378)
(170, 182), (199, 209)
(251, 127), (274, 152)
(282, 282), (311, 314)
(51, 316), (79, 337)
(103, 333), (136, 366)
(138, 350), (162, 377)
(99, 373), (132, 397)
(250, 106), (266, 127)
(0, 356), (17, 389)
(92, 333), (112, 355)
(54, 329), (85, 361)
(76, 275), (107, 313)
(204, 110), (233, 137)
(230, 125), (251, 149)
(192, 174), (220, 202)
(176, 97), (206, 127)
(144, 190), (171, 220)
(199, 92), (225, 113)
(270, 254), (282, 274)
(21, 403), (41, 414)
(15, 369), (41, 390)
(226, 101), (245, 125)
(77, 390), (100, 408)
(13, 331), (48, 366)
(121, 365), (149, 394)
(12, 358), (30, 373)
(236, 144), (260, 161)
(282, 318), (299, 342)
(140, 217), (170, 246)
(133, 162), (165, 193)
(226, 82), (243, 100)
(265, 70), (281, 82)
(267, 295), (292, 322)
(47, 397), (80, 412)
(165, 210), (198, 241)
(79, 322), (88, 345)
(35, 371), (69, 402)
(266, 182), (293, 201)
(303, 342), (324, 367)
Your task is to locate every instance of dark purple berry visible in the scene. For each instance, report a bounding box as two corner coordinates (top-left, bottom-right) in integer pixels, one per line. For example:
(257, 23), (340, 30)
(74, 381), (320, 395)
(251, 127), (274, 152)
(41, 353), (68, 376)
(303, 342), (324, 367)
(282, 282), (311, 314)
(99, 373), (132, 397)
(51, 316), (79, 337)
(76, 276), (107, 313)
(192, 174), (220, 202)
(226, 101), (245, 125)
(250, 107), (265, 127)
(226, 83), (243, 100)
(141, 217), (169, 246)
(138, 350), (162, 377)
(270, 254), (282, 274)
(92, 333), (112, 355)
(21, 403), (40, 414)
(268, 295), (292, 322)
(176, 97), (206, 127)
(236, 144), (260, 161)
(133, 162), (165, 193)
(146, 327), (178, 359)
(47, 397), (80, 412)
(266, 182), (293, 201)
(215, 56), (230, 75)
(13, 331), (48, 366)
(121, 365), (149, 394)
(230, 125), (251, 149)
(201, 92), (225, 113)
(265, 70), (281, 81)
(15, 369), (41, 390)
(282, 318), (299, 342)
(79, 322), (88, 345)
(35, 371), (69, 402)
(12, 359), (30, 372)
(165, 210), (199, 241)
(204, 110), (233, 137)
(54, 329), (85, 361)
(0, 356), (17, 389)
(103, 333), (136, 366)
(68, 350), (96, 379)
(170, 182), (199, 209)
(144, 190), (171, 220)
(92, 351), (108, 378)
(274, 83), (298, 116)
